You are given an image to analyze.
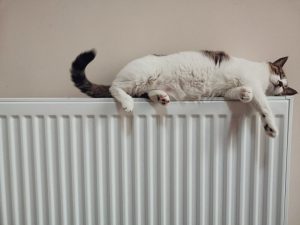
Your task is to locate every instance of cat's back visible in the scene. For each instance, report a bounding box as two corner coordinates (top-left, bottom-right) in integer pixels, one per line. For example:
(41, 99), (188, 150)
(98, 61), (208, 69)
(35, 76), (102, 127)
(155, 51), (220, 67)
(133, 51), (223, 72)
(114, 50), (248, 82)
(118, 51), (220, 73)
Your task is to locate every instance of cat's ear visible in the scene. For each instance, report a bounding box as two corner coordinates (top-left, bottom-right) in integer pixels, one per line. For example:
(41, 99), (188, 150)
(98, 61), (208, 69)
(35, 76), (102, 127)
(283, 87), (298, 95)
(272, 56), (288, 68)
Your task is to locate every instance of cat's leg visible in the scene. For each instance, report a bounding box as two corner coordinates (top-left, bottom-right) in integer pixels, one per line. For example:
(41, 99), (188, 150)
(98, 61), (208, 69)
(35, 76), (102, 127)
(109, 85), (134, 112)
(251, 89), (278, 137)
(148, 90), (170, 105)
(224, 86), (253, 103)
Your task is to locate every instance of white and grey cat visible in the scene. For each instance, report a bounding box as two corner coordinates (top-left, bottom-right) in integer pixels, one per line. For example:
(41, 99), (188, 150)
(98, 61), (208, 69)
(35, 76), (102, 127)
(71, 50), (297, 137)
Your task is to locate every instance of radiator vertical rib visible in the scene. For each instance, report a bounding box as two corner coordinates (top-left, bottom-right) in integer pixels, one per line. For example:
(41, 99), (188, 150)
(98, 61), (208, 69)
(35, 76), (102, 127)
(0, 97), (293, 225)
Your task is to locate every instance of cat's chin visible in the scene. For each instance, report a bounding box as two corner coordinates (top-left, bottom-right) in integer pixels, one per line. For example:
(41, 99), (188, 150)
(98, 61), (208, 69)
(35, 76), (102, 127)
(266, 85), (283, 96)
(273, 86), (284, 95)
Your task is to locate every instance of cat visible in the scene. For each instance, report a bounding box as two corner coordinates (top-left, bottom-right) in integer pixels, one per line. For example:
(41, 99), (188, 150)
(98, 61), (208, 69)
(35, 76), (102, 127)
(70, 49), (297, 138)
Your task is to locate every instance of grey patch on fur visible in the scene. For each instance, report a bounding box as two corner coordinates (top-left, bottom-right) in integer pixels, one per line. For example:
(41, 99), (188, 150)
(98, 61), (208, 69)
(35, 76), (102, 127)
(268, 62), (286, 79)
(202, 50), (230, 66)
(71, 50), (112, 98)
(272, 57), (288, 68)
(269, 57), (288, 79)
(71, 68), (112, 98)
(282, 87), (298, 96)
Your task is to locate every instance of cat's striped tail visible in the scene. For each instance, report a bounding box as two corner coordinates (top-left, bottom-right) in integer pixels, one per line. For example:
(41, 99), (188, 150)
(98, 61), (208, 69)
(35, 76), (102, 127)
(70, 49), (112, 97)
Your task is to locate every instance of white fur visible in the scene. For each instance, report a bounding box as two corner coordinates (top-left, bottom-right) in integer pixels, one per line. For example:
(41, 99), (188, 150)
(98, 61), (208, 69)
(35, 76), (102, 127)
(109, 51), (284, 137)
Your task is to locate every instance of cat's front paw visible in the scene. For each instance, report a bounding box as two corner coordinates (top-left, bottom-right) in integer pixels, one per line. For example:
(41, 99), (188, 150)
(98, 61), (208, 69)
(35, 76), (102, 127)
(264, 123), (278, 137)
(239, 87), (253, 103)
(121, 98), (134, 112)
(262, 115), (278, 137)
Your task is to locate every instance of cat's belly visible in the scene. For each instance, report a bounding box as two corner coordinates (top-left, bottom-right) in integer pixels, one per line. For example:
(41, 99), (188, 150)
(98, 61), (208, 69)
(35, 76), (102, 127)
(153, 78), (209, 101)
(127, 69), (237, 100)
(151, 76), (237, 100)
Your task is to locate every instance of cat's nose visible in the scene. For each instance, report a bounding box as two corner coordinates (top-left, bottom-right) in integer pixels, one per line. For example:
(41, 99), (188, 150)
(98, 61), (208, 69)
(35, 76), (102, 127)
(278, 81), (283, 87)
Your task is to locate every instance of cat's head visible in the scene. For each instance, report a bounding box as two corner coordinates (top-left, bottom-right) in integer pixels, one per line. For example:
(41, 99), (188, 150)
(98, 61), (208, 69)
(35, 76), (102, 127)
(268, 57), (297, 96)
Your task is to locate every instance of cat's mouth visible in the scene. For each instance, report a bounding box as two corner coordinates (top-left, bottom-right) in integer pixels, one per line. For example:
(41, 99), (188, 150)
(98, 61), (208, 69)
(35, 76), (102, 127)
(275, 81), (283, 88)
(271, 81), (285, 95)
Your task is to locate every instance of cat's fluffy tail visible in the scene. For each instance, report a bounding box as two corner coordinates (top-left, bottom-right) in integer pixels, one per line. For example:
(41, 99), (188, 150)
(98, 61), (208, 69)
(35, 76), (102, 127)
(70, 49), (112, 97)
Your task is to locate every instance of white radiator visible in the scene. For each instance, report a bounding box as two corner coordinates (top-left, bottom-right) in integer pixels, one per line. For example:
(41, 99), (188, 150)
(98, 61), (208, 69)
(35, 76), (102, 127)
(0, 97), (294, 225)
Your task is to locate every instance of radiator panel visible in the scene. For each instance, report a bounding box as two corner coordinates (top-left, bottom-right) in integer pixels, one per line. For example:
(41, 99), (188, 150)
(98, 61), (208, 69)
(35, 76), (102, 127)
(0, 98), (293, 225)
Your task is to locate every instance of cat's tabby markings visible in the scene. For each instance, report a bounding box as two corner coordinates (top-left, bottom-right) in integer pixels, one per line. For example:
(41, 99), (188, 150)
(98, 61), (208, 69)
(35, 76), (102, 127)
(202, 50), (230, 66)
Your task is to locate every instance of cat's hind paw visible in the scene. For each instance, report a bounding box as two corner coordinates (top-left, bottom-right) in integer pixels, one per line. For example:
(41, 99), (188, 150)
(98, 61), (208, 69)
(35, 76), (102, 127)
(148, 90), (170, 106)
(157, 94), (170, 105)
(239, 87), (253, 103)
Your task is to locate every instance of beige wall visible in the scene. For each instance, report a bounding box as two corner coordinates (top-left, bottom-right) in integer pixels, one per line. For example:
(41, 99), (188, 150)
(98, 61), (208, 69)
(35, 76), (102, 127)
(0, 0), (299, 223)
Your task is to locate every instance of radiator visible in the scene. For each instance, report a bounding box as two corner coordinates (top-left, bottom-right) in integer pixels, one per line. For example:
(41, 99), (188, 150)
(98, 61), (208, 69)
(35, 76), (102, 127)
(0, 97), (294, 225)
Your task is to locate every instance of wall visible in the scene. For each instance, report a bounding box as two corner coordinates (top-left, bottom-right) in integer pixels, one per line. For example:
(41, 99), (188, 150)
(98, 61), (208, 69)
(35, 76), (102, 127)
(0, 0), (299, 223)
